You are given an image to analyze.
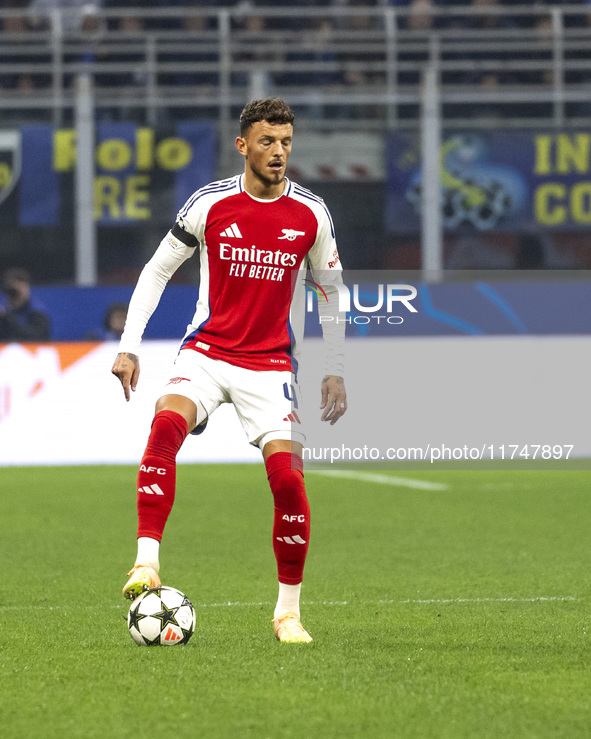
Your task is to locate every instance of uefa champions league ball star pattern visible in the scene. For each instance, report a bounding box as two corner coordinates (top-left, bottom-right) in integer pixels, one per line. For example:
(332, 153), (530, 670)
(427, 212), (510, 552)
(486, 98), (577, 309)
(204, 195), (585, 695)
(127, 586), (196, 646)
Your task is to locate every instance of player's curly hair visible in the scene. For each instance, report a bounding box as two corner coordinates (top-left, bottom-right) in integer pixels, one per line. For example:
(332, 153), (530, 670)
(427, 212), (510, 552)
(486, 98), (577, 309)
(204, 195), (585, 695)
(239, 98), (295, 136)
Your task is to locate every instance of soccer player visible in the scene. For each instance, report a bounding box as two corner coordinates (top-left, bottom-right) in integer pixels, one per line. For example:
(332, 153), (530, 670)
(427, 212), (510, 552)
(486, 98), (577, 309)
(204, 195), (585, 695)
(112, 98), (346, 643)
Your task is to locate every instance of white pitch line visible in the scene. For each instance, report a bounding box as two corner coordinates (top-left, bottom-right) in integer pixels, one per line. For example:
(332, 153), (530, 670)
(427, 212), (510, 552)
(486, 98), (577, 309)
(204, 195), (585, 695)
(307, 469), (448, 491)
(393, 596), (578, 605)
(0, 596), (578, 613)
(198, 596), (578, 607)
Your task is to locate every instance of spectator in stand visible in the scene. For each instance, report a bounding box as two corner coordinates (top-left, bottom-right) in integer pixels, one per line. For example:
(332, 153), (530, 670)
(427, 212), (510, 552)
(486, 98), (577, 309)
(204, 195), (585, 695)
(157, 9), (218, 90)
(564, 0), (591, 116)
(232, 10), (279, 97)
(0, 11), (27, 90)
(395, 0), (441, 90)
(0, 8), (50, 96)
(27, 0), (104, 33)
(445, 0), (525, 118)
(405, 0), (438, 31)
(94, 11), (147, 120)
(249, 0), (330, 33)
(85, 301), (128, 341)
(277, 18), (343, 98)
(529, 13), (556, 84)
(27, 1), (107, 93)
(0, 268), (51, 342)
(390, 0), (452, 31)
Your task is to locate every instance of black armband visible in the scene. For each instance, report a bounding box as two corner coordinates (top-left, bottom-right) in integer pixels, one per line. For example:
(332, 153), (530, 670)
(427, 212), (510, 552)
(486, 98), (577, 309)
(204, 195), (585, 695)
(171, 221), (199, 248)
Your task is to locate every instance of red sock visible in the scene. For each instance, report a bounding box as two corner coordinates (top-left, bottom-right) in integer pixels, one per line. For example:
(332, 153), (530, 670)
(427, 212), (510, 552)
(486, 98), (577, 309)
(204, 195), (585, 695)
(136, 410), (188, 542)
(265, 452), (310, 585)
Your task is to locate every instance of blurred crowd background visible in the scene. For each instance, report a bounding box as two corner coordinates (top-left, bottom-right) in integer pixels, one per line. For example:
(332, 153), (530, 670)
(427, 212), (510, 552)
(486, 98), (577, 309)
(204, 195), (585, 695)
(3, 0), (591, 108)
(1, 0), (591, 340)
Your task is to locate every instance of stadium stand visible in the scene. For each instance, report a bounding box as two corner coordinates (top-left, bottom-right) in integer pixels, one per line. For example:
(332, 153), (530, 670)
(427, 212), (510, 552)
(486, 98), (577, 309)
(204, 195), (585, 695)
(1, 2), (591, 285)
(1, 1), (589, 127)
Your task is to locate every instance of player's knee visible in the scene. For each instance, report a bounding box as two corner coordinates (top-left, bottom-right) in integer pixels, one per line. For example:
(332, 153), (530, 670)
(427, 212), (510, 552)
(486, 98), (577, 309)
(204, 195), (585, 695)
(155, 397), (197, 432)
(145, 410), (188, 462)
(265, 451), (303, 480)
(266, 452), (307, 507)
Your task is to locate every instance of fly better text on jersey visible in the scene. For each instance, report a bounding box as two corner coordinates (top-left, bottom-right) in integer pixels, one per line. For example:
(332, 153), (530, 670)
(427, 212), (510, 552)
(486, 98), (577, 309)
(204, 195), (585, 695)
(221, 243), (298, 281)
(228, 263), (286, 281)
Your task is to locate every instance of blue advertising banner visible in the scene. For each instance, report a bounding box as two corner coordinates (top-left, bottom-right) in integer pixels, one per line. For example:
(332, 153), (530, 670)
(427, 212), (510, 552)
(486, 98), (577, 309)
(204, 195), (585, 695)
(11, 121), (216, 227)
(386, 131), (591, 232)
(28, 276), (591, 341)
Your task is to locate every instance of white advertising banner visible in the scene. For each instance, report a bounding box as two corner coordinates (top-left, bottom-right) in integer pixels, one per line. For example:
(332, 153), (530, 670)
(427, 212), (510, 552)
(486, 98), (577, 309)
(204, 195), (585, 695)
(0, 336), (588, 466)
(300, 335), (591, 466)
(0, 341), (261, 466)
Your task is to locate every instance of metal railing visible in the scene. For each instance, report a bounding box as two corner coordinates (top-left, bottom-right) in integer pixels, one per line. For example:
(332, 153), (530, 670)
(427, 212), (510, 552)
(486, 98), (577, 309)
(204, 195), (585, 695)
(1, 3), (591, 167)
(1, 5), (590, 117)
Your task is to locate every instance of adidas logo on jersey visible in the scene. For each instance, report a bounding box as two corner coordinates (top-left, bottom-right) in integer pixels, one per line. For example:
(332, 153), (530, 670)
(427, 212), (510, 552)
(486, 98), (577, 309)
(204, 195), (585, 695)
(220, 222), (242, 238)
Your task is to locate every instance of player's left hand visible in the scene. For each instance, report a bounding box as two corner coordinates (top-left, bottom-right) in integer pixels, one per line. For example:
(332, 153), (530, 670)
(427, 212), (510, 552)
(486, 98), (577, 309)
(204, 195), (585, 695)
(320, 375), (347, 425)
(111, 351), (140, 402)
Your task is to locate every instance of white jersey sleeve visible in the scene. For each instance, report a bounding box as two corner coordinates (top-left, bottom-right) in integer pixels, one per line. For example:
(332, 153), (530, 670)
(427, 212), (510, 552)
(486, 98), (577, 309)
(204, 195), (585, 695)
(294, 190), (345, 378)
(317, 284), (345, 378)
(305, 199), (341, 277)
(118, 230), (195, 356)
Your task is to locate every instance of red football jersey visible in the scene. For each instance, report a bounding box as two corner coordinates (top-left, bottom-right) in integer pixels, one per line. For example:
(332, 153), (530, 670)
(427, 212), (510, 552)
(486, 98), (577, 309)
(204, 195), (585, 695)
(174, 175), (342, 372)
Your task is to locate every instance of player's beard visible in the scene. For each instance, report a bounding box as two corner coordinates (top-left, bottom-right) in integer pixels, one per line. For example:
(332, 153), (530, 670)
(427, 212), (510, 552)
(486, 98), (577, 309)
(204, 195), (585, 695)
(249, 160), (285, 189)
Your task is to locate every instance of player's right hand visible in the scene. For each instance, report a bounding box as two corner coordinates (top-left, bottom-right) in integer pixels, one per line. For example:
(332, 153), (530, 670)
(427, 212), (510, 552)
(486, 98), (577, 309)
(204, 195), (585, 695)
(111, 352), (140, 402)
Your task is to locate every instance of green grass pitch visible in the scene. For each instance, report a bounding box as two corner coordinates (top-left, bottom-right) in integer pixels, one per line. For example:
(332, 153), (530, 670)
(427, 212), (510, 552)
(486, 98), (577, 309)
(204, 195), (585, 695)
(2, 464), (590, 737)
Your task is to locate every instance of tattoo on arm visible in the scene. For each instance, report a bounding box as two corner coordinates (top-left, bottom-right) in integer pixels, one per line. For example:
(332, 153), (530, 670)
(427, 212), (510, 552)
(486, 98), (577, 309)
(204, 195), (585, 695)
(123, 353), (138, 367)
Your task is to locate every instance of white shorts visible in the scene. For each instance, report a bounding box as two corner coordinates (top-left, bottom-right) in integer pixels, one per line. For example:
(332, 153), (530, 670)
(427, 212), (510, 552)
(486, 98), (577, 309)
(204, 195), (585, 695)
(160, 349), (305, 449)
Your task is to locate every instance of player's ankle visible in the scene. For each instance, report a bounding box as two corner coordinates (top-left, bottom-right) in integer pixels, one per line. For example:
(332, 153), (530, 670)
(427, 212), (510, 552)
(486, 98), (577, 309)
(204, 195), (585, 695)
(136, 536), (160, 572)
(274, 581), (302, 619)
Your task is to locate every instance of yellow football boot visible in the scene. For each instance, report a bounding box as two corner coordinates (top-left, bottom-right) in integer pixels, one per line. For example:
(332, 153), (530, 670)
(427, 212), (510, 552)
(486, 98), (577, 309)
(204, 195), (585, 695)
(122, 563), (161, 600)
(273, 611), (313, 643)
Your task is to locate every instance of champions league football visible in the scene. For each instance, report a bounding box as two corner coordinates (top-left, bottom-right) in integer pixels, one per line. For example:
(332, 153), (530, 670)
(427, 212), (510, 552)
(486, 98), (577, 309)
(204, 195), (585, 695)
(127, 587), (196, 646)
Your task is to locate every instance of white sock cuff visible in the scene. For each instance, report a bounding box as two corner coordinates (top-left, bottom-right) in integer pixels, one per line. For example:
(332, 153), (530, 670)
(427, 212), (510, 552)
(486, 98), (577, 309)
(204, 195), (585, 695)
(136, 537), (160, 571)
(274, 582), (302, 619)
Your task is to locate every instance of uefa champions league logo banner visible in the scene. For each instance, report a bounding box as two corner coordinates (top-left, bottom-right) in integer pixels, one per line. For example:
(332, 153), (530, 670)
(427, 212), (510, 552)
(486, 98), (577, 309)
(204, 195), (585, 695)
(1, 121), (216, 227)
(386, 131), (591, 233)
(302, 270), (591, 339)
